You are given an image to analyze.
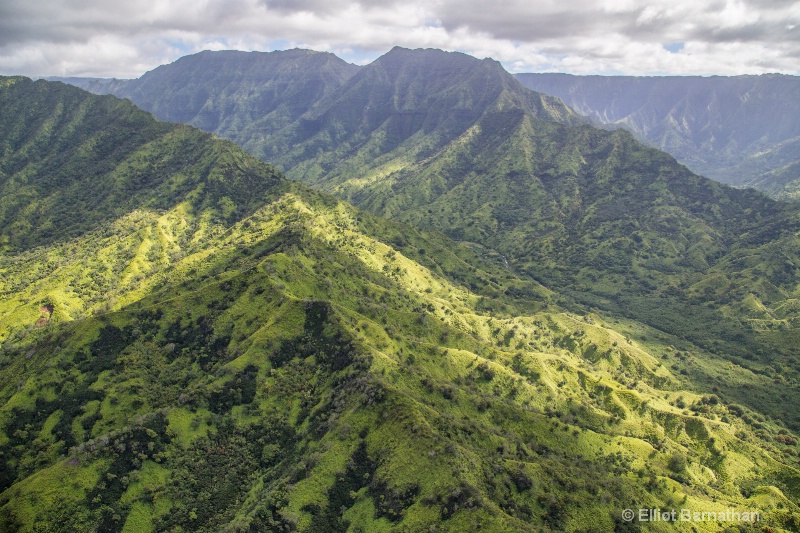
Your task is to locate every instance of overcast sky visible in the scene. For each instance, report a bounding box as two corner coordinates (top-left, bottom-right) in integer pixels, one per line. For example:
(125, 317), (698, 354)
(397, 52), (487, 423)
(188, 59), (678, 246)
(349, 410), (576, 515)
(1, 0), (798, 78)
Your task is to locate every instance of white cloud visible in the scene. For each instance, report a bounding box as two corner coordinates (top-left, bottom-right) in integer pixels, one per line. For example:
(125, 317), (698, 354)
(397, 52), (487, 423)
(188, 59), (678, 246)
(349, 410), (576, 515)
(0, 0), (797, 77)
(636, 6), (663, 26)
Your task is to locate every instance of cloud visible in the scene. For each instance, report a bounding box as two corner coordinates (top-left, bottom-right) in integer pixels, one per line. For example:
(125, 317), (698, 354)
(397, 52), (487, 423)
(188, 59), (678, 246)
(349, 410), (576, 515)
(0, 0), (797, 78)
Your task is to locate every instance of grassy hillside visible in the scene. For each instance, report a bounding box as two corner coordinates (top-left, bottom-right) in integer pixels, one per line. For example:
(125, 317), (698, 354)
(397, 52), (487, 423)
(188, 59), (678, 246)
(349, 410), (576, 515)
(3, 181), (800, 533)
(48, 46), (800, 439)
(377, 117), (800, 370)
(2, 77), (799, 532)
(0, 76), (283, 253)
(201, 49), (800, 424)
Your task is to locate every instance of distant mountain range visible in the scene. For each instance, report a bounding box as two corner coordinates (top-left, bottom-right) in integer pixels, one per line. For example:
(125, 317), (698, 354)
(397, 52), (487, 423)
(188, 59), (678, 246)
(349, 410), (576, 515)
(54, 55), (800, 201)
(516, 73), (800, 199)
(3, 47), (799, 531)
(49, 49), (360, 162)
(54, 48), (800, 362)
(45, 49), (800, 416)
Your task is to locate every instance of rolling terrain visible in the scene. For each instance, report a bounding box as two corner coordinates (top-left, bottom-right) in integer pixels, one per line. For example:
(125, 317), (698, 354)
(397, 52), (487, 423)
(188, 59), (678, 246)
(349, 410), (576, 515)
(2, 76), (800, 532)
(85, 47), (800, 423)
(49, 45), (800, 444)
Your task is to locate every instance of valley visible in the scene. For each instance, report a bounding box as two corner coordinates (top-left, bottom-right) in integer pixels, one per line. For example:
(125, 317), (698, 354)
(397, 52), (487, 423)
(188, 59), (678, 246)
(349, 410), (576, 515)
(2, 48), (800, 532)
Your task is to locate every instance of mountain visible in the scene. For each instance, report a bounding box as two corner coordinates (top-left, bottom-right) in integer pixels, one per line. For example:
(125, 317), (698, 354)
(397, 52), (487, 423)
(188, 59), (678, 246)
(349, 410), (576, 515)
(3, 78), (800, 532)
(58, 54), (800, 200)
(515, 73), (800, 199)
(56, 48), (800, 425)
(55, 49), (360, 161)
(194, 48), (800, 396)
(262, 47), (582, 181)
(57, 47), (581, 172)
(0, 75), (285, 254)
(45, 76), (130, 95)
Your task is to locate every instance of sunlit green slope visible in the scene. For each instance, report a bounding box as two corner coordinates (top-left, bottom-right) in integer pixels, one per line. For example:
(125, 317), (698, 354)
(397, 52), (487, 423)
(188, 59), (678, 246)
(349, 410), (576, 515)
(189, 48), (800, 430)
(0, 76), (285, 253)
(1, 77), (799, 532)
(62, 47), (800, 381)
(4, 179), (800, 532)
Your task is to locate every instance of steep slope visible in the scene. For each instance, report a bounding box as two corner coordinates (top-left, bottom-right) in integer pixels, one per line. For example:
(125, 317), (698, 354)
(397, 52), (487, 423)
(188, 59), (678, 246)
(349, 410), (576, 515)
(58, 49), (360, 161)
(45, 76), (130, 95)
(58, 47), (580, 177)
(516, 72), (800, 197)
(2, 78), (800, 532)
(56, 53), (800, 198)
(208, 49), (800, 391)
(58, 48), (800, 424)
(265, 47), (581, 183)
(377, 113), (799, 360)
(0, 76), (282, 253)
(736, 139), (800, 200)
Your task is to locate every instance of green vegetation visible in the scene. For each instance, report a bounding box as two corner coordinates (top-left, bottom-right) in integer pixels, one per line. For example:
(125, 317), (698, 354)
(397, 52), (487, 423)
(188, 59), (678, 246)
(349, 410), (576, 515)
(515, 72), (800, 198)
(151, 47), (800, 433)
(62, 48), (360, 167)
(1, 72), (800, 533)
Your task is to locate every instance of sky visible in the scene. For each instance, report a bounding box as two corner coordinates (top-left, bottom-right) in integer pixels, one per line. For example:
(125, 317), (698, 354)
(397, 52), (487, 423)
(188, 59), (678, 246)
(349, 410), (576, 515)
(1, 0), (798, 78)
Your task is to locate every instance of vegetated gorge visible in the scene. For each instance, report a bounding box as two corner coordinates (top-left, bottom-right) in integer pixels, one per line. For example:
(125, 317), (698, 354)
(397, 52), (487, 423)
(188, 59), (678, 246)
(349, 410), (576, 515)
(514, 72), (800, 200)
(0, 47), (797, 532)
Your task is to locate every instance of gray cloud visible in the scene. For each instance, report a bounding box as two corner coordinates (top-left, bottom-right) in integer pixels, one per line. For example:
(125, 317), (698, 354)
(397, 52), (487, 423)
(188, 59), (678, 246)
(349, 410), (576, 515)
(261, 0), (401, 16)
(0, 0), (797, 78)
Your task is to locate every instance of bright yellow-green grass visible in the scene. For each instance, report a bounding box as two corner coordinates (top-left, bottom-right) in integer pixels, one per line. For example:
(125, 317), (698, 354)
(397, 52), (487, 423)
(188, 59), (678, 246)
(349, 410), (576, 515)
(3, 184), (797, 531)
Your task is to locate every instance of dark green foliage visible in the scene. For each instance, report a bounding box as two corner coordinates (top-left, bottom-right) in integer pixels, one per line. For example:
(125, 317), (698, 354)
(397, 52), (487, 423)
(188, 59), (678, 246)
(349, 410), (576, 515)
(369, 478), (420, 522)
(164, 314), (231, 368)
(88, 324), (130, 373)
(305, 441), (375, 533)
(83, 412), (171, 531)
(0, 363), (107, 490)
(270, 300), (355, 371)
(423, 481), (482, 520)
(509, 468), (534, 492)
(157, 423), (262, 531)
(208, 365), (258, 413)
(245, 487), (297, 532)
(667, 452), (688, 474)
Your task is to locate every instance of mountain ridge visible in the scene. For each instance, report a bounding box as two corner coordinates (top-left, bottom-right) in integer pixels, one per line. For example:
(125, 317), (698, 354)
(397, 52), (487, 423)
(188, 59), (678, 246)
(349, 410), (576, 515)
(195, 48), (800, 385)
(50, 48), (800, 399)
(57, 49), (800, 203)
(53, 48), (361, 164)
(3, 66), (800, 532)
(515, 72), (800, 199)
(0, 75), (285, 253)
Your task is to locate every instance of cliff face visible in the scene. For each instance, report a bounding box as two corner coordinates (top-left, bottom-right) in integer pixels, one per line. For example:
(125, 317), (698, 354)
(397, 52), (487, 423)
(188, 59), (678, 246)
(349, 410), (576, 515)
(516, 72), (800, 198)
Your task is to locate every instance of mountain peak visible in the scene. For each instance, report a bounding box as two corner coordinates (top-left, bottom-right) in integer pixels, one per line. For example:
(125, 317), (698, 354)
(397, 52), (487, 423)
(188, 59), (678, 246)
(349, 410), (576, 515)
(93, 47), (359, 135)
(145, 47), (356, 75)
(376, 45), (498, 71)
